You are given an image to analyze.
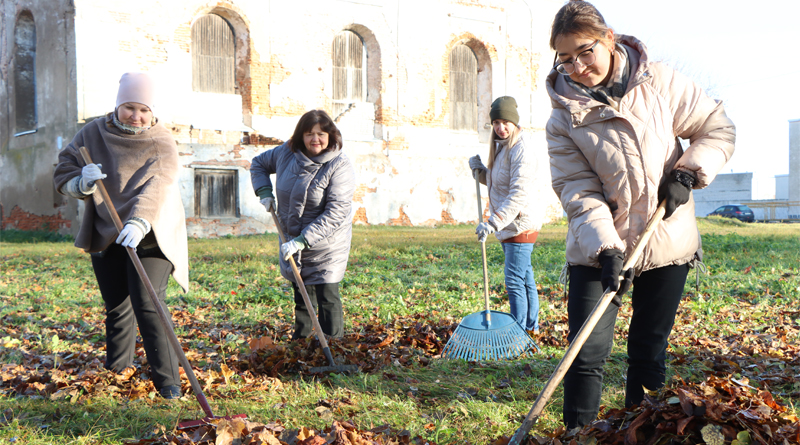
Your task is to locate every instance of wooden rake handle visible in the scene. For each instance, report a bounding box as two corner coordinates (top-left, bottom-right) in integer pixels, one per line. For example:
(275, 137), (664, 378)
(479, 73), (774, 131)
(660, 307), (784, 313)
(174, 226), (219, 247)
(78, 146), (215, 418)
(509, 200), (667, 444)
(268, 208), (337, 367)
(475, 174), (492, 322)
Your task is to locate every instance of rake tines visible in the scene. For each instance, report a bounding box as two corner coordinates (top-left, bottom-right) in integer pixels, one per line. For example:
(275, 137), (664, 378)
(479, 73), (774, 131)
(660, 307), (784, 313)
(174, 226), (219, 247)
(444, 176), (540, 362)
(442, 310), (539, 361)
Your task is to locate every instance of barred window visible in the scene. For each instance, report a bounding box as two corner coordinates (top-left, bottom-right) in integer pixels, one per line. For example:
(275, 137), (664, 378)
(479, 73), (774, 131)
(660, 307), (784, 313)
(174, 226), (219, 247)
(332, 30), (366, 119)
(194, 169), (238, 218)
(192, 14), (235, 94)
(14, 11), (37, 134)
(449, 45), (477, 131)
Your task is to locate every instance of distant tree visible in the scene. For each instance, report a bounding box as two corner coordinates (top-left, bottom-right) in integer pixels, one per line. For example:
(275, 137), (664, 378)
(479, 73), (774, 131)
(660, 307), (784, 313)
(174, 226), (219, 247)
(660, 57), (722, 100)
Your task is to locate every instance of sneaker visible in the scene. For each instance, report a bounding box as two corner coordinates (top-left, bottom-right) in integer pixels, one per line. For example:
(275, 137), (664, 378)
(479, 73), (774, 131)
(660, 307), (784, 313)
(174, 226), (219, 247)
(158, 385), (182, 400)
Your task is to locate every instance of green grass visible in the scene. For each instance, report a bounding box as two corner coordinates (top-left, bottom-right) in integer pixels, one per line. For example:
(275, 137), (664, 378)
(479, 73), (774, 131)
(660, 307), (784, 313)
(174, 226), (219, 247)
(1, 219), (798, 444)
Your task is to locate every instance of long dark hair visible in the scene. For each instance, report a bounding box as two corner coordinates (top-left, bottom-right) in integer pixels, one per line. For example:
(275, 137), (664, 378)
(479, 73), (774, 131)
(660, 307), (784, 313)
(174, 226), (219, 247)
(288, 110), (343, 154)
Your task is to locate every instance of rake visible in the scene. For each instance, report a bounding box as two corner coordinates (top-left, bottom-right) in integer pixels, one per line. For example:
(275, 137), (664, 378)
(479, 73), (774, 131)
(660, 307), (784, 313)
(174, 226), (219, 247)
(508, 201), (667, 444)
(268, 208), (358, 374)
(441, 174), (538, 361)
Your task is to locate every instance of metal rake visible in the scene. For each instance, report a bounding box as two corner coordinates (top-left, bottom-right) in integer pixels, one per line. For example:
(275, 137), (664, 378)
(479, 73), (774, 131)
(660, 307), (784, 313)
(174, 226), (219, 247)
(441, 174), (538, 361)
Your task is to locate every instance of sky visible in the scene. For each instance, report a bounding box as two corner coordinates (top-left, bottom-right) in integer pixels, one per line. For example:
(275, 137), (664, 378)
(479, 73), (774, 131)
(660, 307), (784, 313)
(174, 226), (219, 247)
(587, 0), (800, 199)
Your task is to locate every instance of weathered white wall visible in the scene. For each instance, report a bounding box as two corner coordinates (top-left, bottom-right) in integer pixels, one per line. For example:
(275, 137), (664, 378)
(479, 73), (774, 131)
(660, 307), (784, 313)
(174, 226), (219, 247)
(0, 0), (79, 233)
(693, 173), (752, 217)
(775, 175), (789, 200)
(789, 120), (800, 219)
(3, 0), (565, 237)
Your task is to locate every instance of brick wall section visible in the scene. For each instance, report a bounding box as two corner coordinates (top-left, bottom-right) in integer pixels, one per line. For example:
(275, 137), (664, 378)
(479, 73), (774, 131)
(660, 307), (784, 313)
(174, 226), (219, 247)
(3, 206), (71, 231)
(353, 184), (377, 204)
(352, 207), (368, 225)
(387, 208), (413, 226)
(441, 210), (456, 224)
(169, 124), (243, 145)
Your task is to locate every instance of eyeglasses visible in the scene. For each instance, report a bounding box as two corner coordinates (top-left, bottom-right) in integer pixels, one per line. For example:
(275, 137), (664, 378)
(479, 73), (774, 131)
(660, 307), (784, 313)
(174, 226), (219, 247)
(553, 40), (600, 75)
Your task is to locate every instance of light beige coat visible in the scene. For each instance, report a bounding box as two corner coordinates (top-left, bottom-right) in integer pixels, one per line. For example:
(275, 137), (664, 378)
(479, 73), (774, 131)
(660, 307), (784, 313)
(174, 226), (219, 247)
(546, 35), (735, 272)
(476, 130), (544, 241)
(54, 114), (189, 292)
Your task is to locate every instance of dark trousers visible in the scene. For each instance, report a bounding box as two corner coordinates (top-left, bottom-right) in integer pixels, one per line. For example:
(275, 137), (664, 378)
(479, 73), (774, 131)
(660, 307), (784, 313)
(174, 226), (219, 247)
(91, 243), (180, 390)
(562, 263), (689, 429)
(291, 282), (343, 339)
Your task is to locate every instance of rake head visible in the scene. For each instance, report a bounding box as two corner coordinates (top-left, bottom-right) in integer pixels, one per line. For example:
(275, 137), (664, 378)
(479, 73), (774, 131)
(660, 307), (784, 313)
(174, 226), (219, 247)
(441, 310), (539, 361)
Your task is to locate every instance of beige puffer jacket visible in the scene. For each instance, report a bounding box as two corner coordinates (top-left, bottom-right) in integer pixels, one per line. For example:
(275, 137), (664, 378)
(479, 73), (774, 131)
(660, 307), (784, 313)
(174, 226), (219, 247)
(476, 130), (544, 241)
(546, 35), (735, 272)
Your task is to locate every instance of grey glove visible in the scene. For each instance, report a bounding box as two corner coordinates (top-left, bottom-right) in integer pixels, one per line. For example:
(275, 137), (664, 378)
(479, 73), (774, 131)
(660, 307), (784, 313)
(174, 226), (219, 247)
(475, 221), (496, 243)
(280, 238), (303, 260)
(116, 222), (145, 248)
(80, 163), (106, 194)
(468, 155), (485, 173)
(256, 186), (275, 212)
(260, 197), (275, 212)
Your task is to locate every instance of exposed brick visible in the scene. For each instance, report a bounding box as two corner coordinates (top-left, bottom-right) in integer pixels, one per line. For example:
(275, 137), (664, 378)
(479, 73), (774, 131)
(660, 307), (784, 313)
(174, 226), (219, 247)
(387, 208), (412, 226)
(2, 206), (71, 231)
(352, 207), (368, 225)
(440, 210), (456, 225)
(353, 185), (377, 204)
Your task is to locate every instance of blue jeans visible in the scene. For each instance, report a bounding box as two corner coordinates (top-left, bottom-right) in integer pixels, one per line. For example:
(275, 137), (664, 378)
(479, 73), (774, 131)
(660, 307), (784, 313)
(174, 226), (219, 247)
(501, 242), (539, 331)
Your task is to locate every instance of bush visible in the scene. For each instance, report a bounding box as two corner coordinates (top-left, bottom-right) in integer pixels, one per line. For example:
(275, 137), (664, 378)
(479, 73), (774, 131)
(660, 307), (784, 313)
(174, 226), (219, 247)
(0, 229), (74, 243)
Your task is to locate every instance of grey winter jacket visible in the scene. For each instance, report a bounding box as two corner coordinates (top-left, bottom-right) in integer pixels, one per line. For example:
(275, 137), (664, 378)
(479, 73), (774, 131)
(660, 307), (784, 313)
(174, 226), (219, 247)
(475, 130), (544, 241)
(546, 35), (735, 272)
(251, 143), (355, 285)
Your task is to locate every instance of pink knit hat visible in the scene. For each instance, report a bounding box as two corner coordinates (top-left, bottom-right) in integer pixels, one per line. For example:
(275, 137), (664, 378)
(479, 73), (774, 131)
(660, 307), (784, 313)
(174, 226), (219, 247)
(115, 72), (156, 114)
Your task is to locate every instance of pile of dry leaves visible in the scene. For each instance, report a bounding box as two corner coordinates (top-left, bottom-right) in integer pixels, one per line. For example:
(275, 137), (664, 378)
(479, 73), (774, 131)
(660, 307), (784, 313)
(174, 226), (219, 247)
(497, 375), (799, 445)
(124, 418), (432, 445)
(241, 314), (456, 376)
(116, 374), (798, 445)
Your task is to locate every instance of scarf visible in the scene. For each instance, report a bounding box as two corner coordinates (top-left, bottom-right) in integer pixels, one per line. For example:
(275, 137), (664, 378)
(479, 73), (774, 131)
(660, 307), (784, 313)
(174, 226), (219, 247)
(112, 111), (155, 135)
(566, 43), (631, 110)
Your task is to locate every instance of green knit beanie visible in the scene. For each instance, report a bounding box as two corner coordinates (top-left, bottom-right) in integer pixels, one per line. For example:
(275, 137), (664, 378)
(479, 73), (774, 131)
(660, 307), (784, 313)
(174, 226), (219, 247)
(489, 96), (519, 126)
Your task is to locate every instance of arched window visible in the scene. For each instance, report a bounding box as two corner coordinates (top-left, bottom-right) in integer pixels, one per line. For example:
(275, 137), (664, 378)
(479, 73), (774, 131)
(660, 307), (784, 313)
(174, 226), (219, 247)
(332, 30), (366, 119)
(192, 14), (235, 94)
(449, 45), (477, 131)
(14, 11), (37, 134)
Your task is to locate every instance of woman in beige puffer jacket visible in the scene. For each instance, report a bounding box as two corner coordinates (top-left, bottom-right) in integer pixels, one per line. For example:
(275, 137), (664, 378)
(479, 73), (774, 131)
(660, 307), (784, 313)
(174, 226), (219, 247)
(546, 1), (735, 430)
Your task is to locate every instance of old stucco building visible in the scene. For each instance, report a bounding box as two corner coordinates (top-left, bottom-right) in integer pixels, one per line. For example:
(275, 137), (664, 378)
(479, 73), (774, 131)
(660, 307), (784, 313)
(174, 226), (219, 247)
(1, 0), (563, 238)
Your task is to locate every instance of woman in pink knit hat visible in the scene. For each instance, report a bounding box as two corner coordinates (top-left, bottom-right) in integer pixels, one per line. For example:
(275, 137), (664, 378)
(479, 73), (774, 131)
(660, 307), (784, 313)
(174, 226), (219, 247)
(54, 72), (189, 400)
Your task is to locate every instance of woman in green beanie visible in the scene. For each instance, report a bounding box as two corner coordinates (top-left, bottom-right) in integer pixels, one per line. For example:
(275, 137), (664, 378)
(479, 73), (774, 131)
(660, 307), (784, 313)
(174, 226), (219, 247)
(468, 96), (544, 334)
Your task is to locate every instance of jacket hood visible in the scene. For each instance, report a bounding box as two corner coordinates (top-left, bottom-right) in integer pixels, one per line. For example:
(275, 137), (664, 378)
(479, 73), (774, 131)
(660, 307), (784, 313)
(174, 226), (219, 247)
(545, 34), (652, 116)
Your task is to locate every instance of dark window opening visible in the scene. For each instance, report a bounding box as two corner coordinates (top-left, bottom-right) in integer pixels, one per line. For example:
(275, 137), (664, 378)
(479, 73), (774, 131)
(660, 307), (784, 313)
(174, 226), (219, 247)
(192, 14), (235, 94)
(449, 45), (477, 131)
(332, 30), (366, 119)
(194, 169), (238, 218)
(14, 11), (37, 134)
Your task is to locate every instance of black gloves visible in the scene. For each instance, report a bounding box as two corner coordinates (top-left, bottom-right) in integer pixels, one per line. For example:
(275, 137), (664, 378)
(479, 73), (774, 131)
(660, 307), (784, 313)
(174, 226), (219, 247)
(598, 248), (635, 306)
(658, 170), (697, 219)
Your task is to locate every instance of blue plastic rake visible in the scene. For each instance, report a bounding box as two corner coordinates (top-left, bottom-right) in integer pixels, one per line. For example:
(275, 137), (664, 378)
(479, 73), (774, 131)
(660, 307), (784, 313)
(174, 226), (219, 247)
(441, 175), (539, 361)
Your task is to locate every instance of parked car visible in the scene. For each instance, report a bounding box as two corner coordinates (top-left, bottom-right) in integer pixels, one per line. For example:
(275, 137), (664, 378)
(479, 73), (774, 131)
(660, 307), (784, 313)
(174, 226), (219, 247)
(707, 204), (755, 222)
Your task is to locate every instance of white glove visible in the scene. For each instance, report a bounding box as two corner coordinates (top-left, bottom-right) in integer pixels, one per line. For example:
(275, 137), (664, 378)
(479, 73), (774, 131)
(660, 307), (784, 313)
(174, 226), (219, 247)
(80, 163), (107, 193)
(260, 197), (275, 212)
(476, 221), (496, 243)
(116, 223), (145, 248)
(280, 238), (303, 260)
(468, 155), (485, 172)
